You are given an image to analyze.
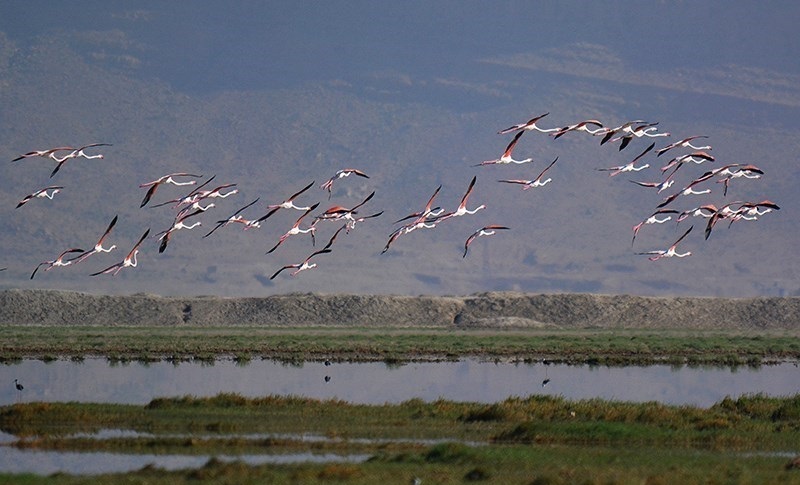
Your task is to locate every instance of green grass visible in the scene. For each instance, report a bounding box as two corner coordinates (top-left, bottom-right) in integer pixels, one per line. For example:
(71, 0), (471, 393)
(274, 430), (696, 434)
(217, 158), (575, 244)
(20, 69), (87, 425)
(1, 326), (799, 366)
(1, 394), (799, 484)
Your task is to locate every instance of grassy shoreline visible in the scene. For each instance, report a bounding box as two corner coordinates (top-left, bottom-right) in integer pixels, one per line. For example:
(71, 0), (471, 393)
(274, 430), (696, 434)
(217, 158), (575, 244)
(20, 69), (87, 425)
(2, 394), (799, 484)
(2, 325), (799, 366)
(3, 325), (800, 483)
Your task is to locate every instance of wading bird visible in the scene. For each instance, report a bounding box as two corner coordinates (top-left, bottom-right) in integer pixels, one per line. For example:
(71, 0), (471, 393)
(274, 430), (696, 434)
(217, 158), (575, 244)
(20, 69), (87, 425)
(269, 248), (332, 279)
(498, 157), (558, 190)
(656, 136), (711, 157)
(258, 181), (316, 220)
(204, 198), (261, 238)
(637, 226), (693, 261)
(631, 209), (680, 246)
(71, 215), (118, 264)
(497, 112), (557, 135)
(551, 120), (604, 139)
(597, 142), (654, 176)
(320, 169), (369, 199)
(463, 225), (510, 258)
(16, 186), (63, 208)
(91, 228), (150, 276)
(12, 146), (75, 162)
(139, 172), (203, 208)
(267, 203), (320, 254)
(475, 131), (533, 166)
(30, 248), (85, 279)
(313, 191), (375, 224)
(157, 209), (204, 253)
(50, 143), (112, 177)
(435, 176), (485, 222)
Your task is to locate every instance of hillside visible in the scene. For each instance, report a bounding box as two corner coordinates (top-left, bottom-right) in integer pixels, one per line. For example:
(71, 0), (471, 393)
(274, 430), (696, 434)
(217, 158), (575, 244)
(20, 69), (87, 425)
(1, 28), (798, 299)
(1, 289), (798, 330)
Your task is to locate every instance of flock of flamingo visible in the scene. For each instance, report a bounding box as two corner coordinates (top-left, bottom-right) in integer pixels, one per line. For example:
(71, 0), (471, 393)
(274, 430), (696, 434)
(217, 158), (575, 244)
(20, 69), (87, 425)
(5, 112), (779, 283)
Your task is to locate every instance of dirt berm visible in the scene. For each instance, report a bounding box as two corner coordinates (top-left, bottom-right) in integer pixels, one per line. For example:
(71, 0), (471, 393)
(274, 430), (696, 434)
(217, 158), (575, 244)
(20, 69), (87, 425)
(1, 289), (798, 330)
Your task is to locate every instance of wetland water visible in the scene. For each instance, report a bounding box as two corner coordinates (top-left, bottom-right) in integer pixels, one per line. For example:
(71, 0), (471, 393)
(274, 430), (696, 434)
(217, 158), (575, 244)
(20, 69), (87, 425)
(1, 358), (798, 476)
(2, 358), (798, 408)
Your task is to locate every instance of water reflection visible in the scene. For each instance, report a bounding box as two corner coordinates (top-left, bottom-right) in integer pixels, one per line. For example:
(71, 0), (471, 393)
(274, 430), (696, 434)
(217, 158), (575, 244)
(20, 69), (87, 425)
(1, 358), (797, 408)
(0, 449), (370, 476)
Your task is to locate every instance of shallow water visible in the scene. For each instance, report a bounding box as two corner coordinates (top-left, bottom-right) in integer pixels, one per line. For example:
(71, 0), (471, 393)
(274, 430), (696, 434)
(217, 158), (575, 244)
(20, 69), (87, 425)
(2, 358), (798, 408)
(0, 448), (370, 475)
(1, 358), (799, 475)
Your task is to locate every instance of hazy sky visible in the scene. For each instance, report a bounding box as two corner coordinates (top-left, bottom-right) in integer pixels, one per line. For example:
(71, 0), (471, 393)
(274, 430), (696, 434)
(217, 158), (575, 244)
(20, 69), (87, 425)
(4, 1), (799, 94)
(1, 2), (798, 297)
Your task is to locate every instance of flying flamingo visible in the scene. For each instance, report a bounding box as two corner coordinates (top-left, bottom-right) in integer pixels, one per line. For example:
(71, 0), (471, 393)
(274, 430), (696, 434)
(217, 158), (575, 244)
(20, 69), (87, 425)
(50, 143), (112, 177)
(435, 176), (485, 222)
(139, 172), (203, 208)
(258, 181), (316, 220)
(267, 203), (320, 254)
(715, 164), (763, 196)
(607, 123), (667, 151)
(71, 215), (118, 264)
(629, 178), (674, 193)
(637, 226), (693, 261)
(204, 198), (261, 238)
(30, 248), (85, 279)
(157, 209), (204, 253)
(346, 210), (383, 233)
(320, 169), (369, 199)
(16, 186), (63, 208)
(631, 209), (680, 246)
(598, 120), (648, 145)
(475, 131), (533, 166)
(91, 228), (151, 276)
(707, 200), (780, 235)
(498, 157), (558, 190)
(313, 191), (375, 224)
(597, 142), (654, 176)
(676, 205), (718, 223)
(463, 225), (510, 258)
(394, 185), (443, 224)
(497, 112), (558, 135)
(656, 136), (711, 157)
(269, 248), (332, 280)
(12, 146), (75, 162)
(551, 120), (604, 139)
(151, 175), (218, 208)
(656, 173), (714, 209)
(660, 151), (715, 179)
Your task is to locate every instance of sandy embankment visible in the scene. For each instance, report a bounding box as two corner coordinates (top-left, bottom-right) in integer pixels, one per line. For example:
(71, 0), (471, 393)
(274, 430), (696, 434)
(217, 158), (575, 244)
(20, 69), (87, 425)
(1, 289), (798, 330)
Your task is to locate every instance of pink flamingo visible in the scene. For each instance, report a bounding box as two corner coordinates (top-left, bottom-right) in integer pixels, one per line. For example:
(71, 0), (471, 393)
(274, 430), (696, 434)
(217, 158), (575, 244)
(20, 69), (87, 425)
(267, 203), (320, 254)
(498, 157), (558, 190)
(259, 181), (316, 220)
(497, 112), (557, 135)
(631, 209), (680, 246)
(139, 172), (203, 208)
(91, 229), (151, 276)
(12, 146), (75, 162)
(463, 225), (510, 258)
(597, 142), (654, 176)
(656, 136), (711, 157)
(475, 131), (533, 166)
(320, 169), (369, 199)
(30, 248), (85, 279)
(16, 186), (63, 208)
(204, 198), (262, 238)
(50, 143), (112, 177)
(270, 248), (332, 280)
(637, 226), (693, 261)
(72, 215), (118, 264)
(435, 176), (485, 223)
